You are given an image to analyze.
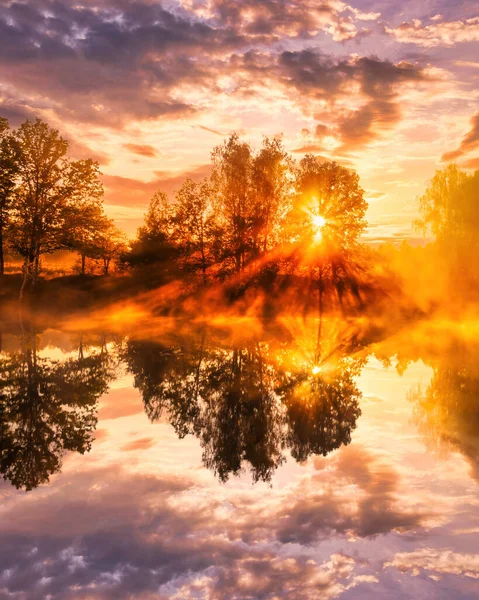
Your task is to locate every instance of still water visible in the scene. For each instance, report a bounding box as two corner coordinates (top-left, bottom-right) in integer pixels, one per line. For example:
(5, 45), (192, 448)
(0, 313), (478, 599)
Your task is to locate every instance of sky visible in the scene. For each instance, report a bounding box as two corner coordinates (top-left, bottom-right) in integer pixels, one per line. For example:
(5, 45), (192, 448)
(0, 0), (478, 239)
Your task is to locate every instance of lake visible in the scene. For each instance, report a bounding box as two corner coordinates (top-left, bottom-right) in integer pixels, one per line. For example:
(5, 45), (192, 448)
(0, 312), (478, 599)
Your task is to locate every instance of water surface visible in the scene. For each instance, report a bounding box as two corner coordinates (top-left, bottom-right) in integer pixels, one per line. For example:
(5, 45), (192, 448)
(1, 314), (478, 599)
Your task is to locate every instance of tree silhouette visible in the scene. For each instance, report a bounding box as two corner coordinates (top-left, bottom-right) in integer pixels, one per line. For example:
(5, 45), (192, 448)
(281, 358), (362, 462)
(290, 156), (368, 314)
(250, 137), (293, 255)
(124, 191), (179, 281)
(211, 133), (253, 275)
(85, 218), (128, 275)
(0, 118), (18, 277)
(211, 134), (294, 277)
(0, 322), (114, 490)
(172, 178), (220, 282)
(66, 203), (110, 276)
(7, 119), (103, 296)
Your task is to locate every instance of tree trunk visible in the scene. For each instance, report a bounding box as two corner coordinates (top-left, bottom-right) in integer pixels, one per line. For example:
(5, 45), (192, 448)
(19, 257), (31, 302)
(81, 253), (86, 276)
(0, 215), (4, 277)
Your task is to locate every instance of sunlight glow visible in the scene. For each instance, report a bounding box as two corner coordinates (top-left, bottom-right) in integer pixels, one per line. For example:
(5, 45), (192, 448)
(311, 213), (327, 242)
(312, 215), (326, 229)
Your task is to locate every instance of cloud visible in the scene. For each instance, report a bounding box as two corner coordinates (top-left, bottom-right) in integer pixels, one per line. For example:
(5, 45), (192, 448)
(0, 464), (377, 600)
(0, 0), (382, 131)
(102, 164), (211, 207)
(0, 0), (231, 127)
(387, 16), (479, 48)
(273, 51), (427, 151)
(123, 143), (158, 158)
(98, 388), (145, 420)
(120, 436), (156, 451)
(462, 157), (479, 170)
(442, 112), (479, 162)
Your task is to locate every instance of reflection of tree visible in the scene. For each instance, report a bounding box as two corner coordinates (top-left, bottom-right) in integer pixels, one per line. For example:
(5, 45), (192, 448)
(281, 359), (362, 463)
(408, 341), (479, 478)
(123, 339), (201, 438)
(197, 345), (285, 482)
(124, 321), (365, 483)
(0, 324), (114, 490)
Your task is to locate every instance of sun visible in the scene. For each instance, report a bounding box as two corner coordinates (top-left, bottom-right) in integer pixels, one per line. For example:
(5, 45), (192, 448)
(311, 213), (326, 242)
(312, 214), (326, 229)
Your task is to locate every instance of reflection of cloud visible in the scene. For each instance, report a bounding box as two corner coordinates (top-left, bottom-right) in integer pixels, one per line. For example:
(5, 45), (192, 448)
(0, 465), (374, 599)
(0, 438), (435, 599)
(385, 548), (479, 579)
(99, 388), (145, 420)
(274, 445), (431, 544)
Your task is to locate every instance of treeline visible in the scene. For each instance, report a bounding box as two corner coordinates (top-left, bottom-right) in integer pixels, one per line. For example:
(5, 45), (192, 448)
(2, 116), (479, 315)
(0, 117), (126, 296)
(125, 134), (368, 309)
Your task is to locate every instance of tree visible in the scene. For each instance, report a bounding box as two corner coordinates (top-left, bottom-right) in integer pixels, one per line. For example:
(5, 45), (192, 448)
(408, 339), (479, 481)
(124, 318), (367, 483)
(172, 178), (219, 281)
(7, 119), (103, 296)
(125, 191), (179, 278)
(87, 218), (128, 275)
(291, 157), (367, 313)
(415, 164), (469, 245)
(415, 164), (479, 288)
(66, 202), (109, 276)
(250, 137), (293, 254)
(211, 134), (253, 275)
(0, 118), (18, 277)
(211, 134), (295, 277)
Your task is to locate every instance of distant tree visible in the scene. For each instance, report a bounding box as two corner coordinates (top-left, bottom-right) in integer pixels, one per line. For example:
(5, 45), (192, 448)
(66, 202), (109, 276)
(125, 191), (178, 276)
(87, 218), (128, 275)
(0, 118), (19, 276)
(172, 178), (219, 281)
(415, 164), (469, 244)
(415, 164), (479, 287)
(7, 119), (103, 296)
